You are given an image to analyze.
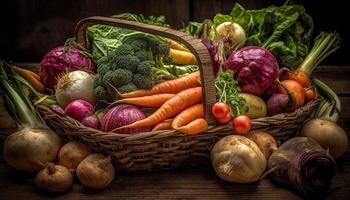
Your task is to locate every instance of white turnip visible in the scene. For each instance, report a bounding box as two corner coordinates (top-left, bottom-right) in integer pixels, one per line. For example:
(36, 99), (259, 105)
(246, 131), (277, 159)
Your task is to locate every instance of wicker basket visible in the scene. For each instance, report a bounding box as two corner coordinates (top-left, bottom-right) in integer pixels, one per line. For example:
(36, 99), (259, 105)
(38, 16), (320, 173)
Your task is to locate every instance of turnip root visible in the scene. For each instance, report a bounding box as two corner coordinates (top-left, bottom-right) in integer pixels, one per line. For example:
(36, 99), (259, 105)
(300, 119), (348, 158)
(246, 131), (277, 159)
(211, 135), (266, 183)
(76, 154), (115, 189)
(3, 128), (61, 173)
(35, 163), (73, 192)
(58, 141), (91, 170)
(268, 137), (336, 196)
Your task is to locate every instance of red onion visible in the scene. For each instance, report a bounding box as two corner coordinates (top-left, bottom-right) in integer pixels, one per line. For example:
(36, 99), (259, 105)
(102, 104), (149, 134)
(81, 114), (101, 130)
(64, 100), (94, 122)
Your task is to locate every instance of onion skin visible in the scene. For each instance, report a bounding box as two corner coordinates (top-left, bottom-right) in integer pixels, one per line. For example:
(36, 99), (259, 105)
(58, 141), (91, 170)
(35, 163), (73, 192)
(300, 119), (348, 158)
(81, 114), (101, 130)
(102, 104), (150, 134)
(49, 105), (65, 116)
(3, 128), (61, 173)
(216, 22), (246, 56)
(268, 137), (336, 196)
(64, 100), (94, 122)
(56, 71), (96, 108)
(76, 154), (115, 189)
(211, 135), (266, 183)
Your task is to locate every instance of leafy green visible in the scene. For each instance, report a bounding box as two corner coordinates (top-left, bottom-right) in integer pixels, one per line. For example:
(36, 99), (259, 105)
(215, 70), (247, 116)
(180, 21), (202, 37)
(112, 13), (170, 27)
(210, 1), (314, 69)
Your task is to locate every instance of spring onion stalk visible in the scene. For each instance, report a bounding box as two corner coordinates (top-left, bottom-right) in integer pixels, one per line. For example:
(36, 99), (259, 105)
(313, 78), (341, 122)
(299, 32), (340, 76)
(0, 62), (43, 128)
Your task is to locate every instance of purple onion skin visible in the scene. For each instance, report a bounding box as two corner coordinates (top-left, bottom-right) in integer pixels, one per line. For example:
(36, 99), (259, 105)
(64, 99), (95, 122)
(81, 114), (101, 130)
(40, 46), (96, 90)
(267, 94), (290, 116)
(102, 104), (150, 134)
(201, 37), (221, 76)
(49, 104), (65, 116)
(224, 46), (279, 95)
(268, 137), (336, 196)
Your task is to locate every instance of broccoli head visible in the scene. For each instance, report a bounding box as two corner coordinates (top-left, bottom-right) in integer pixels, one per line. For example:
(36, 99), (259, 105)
(113, 43), (135, 56)
(103, 68), (133, 87)
(118, 83), (138, 93)
(135, 49), (151, 61)
(114, 54), (140, 72)
(137, 60), (155, 76)
(94, 85), (111, 100)
(133, 73), (154, 89)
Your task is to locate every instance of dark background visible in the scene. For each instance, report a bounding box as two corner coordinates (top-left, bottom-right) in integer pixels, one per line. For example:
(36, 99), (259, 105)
(0, 0), (348, 64)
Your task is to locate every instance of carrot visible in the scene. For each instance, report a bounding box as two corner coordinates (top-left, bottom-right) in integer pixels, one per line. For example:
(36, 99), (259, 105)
(175, 118), (208, 135)
(304, 87), (316, 101)
(288, 69), (310, 88)
(165, 39), (190, 52)
(114, 87), (202, 131)
(169, 48), (197, 65)
(13, 66), (45, 92)
(117, 71), (200, 98)
(13, 66), (40, 80)
(112, 93), (175, 108)
(172, 104), (204, 129)
(152, 119), (173, 131)
(281, 80), (305, 108)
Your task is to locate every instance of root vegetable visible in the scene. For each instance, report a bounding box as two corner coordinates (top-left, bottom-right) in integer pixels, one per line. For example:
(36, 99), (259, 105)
(3, 128), (61, 173)
(211, 135), (266, 183)
(81, 114), (101, 130)
(268, 137), (336, 196)
(239, 93), (267, 119)
(58, 141), (91, 170)
(64, 99), (94, 122)
(76, 154), (115, 189)
(246, 131), (277, 159)
(56, 70), (96, 108)
(300, 119), (348, 158)
(35, 163), (73, 192)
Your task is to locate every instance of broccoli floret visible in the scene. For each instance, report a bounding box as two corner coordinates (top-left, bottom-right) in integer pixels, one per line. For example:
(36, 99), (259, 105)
(114, 55), (140, 72)
(133, 73), (154, 89)
(97, 63), (110, 75)
(95, 85), (110, 100)
(103, 68), (133, 87)
(113, 43), (135, 56)
(135, 50), (151, 61)
(118, 83), (138, 93)
(137, 60), (155, 76)
(94, 74), (103, 88)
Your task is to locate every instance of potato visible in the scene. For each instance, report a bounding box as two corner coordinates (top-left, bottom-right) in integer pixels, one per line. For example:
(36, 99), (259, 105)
(239, 93), (267, 119)
(299, 119), (348, 158)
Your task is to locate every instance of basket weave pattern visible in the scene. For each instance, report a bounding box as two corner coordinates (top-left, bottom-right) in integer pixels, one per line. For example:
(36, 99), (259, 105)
(38, 16), (320, 172)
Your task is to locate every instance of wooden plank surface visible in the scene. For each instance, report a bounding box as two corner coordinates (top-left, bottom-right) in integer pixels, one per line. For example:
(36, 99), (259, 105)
(0, 65), (349, 199)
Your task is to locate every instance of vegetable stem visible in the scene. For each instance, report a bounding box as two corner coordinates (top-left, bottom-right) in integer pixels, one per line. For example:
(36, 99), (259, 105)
(299, 32), (340, 76)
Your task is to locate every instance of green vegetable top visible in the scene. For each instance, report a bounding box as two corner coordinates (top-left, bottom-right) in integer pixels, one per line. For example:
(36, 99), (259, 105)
(215, 70), (247, 116)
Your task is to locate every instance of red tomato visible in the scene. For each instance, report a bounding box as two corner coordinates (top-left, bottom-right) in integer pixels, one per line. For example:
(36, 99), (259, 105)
(217, 113), (232, 125)
(232, 115), (251, 134)
(211, 102), (229, 119)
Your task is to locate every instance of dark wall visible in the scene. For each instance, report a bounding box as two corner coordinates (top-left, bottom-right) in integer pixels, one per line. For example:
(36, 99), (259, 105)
(0, 0), (348, 64)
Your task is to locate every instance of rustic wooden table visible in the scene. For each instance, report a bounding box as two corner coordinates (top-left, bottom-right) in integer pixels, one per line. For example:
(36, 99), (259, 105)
(0, 65), (349, 200)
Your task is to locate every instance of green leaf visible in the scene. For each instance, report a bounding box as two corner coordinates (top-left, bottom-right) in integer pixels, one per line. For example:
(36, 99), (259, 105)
(213, 14), (233, 26)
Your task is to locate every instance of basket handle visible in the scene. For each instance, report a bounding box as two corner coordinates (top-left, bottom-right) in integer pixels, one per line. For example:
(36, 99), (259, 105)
(75, 16), (216, 124)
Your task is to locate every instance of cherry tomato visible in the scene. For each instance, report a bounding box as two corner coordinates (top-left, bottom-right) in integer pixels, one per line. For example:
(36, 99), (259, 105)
(211, 102), (229, 119)
(232, 115), (251, 134)
(217, 113), (232, 125)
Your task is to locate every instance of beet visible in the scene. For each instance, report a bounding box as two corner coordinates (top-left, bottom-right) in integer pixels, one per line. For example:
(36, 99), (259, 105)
(224, 46), (279, 95)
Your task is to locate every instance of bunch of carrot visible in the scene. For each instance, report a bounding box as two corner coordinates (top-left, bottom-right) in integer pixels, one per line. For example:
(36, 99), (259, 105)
(166, 39), (197, 65)
(113, 71), (208, 135)
(12, 66), (45, 92)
